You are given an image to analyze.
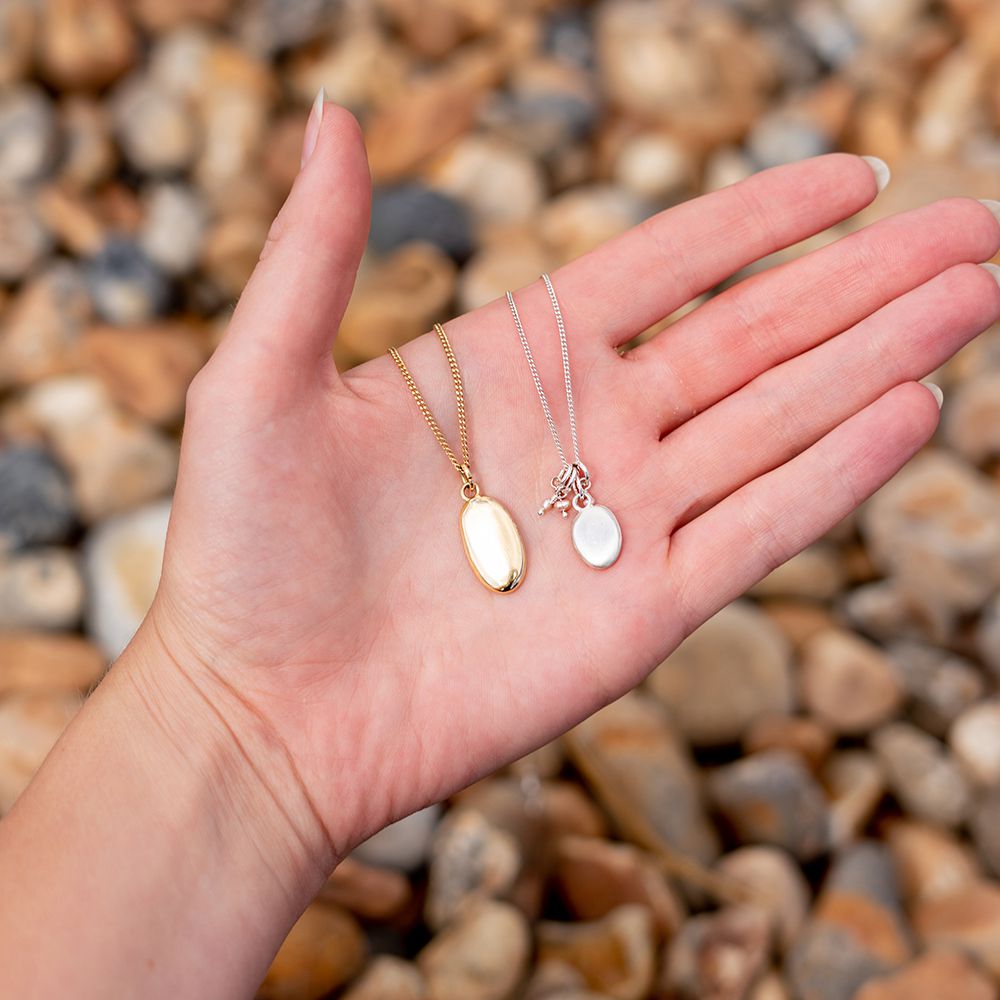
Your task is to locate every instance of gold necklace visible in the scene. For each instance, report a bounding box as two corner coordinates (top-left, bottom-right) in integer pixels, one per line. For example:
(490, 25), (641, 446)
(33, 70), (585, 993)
(389, 323), (526, 593)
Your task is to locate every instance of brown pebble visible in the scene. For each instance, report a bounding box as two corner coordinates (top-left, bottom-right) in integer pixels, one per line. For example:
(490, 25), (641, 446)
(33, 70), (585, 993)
(0, 631), (105, 696)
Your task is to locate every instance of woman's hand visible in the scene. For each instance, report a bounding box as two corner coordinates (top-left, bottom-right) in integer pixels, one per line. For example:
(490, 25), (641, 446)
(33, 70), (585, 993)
(145, 101), (1000, 888)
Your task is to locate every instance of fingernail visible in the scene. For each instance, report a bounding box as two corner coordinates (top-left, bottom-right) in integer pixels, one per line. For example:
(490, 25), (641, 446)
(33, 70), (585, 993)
(861, 155), (891, 193)
(979, 200), (1000, 227)
(982, 262), (1000, 287)
(300, 86), (325, 169)
(920, 380), (944, 409)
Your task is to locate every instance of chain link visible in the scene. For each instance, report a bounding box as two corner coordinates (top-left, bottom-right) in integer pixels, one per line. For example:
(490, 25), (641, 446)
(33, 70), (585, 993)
(388, 323), (473, 486)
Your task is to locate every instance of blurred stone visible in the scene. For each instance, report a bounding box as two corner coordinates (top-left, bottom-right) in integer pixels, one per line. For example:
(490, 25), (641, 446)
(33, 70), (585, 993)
(595, 1), (774, 145)
(887, 639), (984, 737)
(258, 902), (367, 1000)
(539, 185), (648, 264)
(0, 262), (92, 389)
(951, 700), (1000, 786)
(377, 0), (502, 59)
(886, 819), (980, 905)
(823, 751), (886, 846)
(456, 777), (608, 843)
(79, 323), (206, 425)
(971, 789), (1000, 878)
(426, 135), (546, 226)
(613, 131), (695, 202)
(536, 904), (655, 1000)
(59, 97), (117, 190)
(38, 0), (136, 91)
(872, 723), (970, 828)
(35, 186), (105, 256)
(0, 0), (35, 86)
(202, 212), (271, 300)
(486, 61), (599, 159)
(425, 808), (521, 930)
(708, 750), (831, 860)
(661, 905), (772, 1000)
(841, 581), (924, 645)
(341, 956), (426, 1000)
(367, 74), (487, 184)
(339, 244), (457, 359)
(0, 195), (52, 283)
(914, 880), (1000, 978)
(85, 239), (172, 327)
(0, 692), (82, 813)
(787, 842), (912, 1000)
(944, 371), (1000, 463)
(799, 628), (903, 736)
(744, 715), (834, 771)
(370, 184), (475, 261)
(237, 0), (341, 55)
(855, 948), (996, 1000)
(131, 0), (234, 30)
(543, 8), (594, 68)
(647, 599), (794, 746)
(749, 972), (792, 1000)
(521, 959), (592, 1000)
(23, 376), (179, 522)
(111, 75), (199, 174)
(759, 600), (837, 650)
(749, 544), (846, 601)
(0, 446), (76, 552)
(913, 49), (986, 157)
(458, 232), (553, 314)
(745, 111), (834, 169)
(140, 183), (207, 277)
(353, 804), (441, 871)
(564, 691), (719, 865)
(0, 84), (57, 188)
(703, 146), (756, 192)
(0, 548), (84, 631)
(715, 846), (810, 952)
(979, 596), (1000, 678)
(860, 450), (1000, 643)
(318, 857), (412, 921)
(0, 631), (104, 696)
(83, 499), (170, 660)
(418, 899), (530, 1000)
(552, 835), (685, 940)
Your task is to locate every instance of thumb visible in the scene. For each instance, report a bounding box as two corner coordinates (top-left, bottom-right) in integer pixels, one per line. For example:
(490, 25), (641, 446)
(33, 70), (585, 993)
(212, 90), (372, 391)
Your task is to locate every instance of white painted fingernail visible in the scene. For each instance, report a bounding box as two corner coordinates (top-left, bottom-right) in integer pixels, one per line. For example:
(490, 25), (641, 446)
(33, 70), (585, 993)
(979, 200), (1000, 226)
(861, 156), (891, 193)
(981, 262), (1000, 287)
(920, 380), (944, 409)
(300, 86), (325, 169)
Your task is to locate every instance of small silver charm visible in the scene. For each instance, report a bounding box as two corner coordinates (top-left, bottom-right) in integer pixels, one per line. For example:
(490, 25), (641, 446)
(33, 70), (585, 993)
(506, 275), (624, 572)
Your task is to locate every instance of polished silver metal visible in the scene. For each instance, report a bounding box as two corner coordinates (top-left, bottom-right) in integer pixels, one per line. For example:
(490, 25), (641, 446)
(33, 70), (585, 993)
(571, 503), (623, 569)
(506, 273), (622, 569)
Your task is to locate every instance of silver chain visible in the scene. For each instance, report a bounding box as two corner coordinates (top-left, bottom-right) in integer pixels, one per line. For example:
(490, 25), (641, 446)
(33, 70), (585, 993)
(507, 273), (593, 517)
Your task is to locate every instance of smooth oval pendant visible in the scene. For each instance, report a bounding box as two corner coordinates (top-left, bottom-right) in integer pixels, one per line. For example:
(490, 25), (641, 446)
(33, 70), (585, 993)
(572, 504), (622, 569)
(460, 496), (526, 593)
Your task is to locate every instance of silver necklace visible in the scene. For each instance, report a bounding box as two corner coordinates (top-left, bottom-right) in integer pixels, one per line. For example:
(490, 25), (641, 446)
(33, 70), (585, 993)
(506, 273), (622, 569)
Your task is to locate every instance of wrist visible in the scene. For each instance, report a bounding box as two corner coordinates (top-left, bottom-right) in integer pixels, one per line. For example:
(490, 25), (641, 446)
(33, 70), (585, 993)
(121, 602), (340, 903)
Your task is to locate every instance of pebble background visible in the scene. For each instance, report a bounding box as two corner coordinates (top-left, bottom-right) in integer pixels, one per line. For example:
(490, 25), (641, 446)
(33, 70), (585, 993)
(1, 1), (1000, 998)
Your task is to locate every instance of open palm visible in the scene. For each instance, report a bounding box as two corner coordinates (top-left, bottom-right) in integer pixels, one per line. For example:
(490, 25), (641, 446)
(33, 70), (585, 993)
(146, 104), (1000, 867)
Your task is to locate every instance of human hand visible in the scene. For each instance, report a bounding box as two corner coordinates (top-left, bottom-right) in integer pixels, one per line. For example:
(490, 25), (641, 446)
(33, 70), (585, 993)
(141, 99), (1000, 892)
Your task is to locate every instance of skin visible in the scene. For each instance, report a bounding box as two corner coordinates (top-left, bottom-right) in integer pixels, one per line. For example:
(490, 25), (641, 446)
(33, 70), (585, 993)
(0, 102), (998, 999)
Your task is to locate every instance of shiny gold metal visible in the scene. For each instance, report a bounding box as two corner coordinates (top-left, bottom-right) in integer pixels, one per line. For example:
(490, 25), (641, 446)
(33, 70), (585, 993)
(388, 324), (526, 593)
(461, 496), (526, 592)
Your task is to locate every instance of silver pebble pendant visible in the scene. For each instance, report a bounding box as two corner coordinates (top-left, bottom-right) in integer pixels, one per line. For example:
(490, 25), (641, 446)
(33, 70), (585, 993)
(507, 274), (625, 573)
(571, 501), (623, 569)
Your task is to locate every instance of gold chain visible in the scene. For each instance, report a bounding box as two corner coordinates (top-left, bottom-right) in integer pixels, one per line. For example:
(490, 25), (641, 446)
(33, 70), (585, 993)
(389, 323), (475, 492)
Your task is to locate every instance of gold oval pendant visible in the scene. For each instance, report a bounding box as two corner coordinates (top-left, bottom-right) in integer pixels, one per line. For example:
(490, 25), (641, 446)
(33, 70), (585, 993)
(460, 496), (526, 593)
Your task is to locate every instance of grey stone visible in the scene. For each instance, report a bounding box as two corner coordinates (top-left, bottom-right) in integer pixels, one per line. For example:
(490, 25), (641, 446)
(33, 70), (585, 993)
(0, 446), (77, 553)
